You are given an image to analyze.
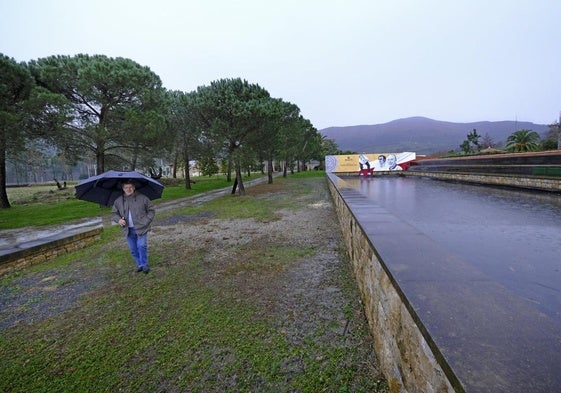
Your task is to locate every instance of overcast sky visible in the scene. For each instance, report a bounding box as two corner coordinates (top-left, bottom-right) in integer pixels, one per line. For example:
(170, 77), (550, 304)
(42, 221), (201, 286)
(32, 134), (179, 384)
(2, 0), (560, 129)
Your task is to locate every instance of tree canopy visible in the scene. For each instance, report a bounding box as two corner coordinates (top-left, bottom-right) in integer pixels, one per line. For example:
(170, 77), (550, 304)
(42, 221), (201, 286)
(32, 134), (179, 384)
(2, 54), (326, 208)
(165, 90), (205, 189)
(460, 129), (481, 154)
(505, 129), (541, 152)
(0, 54), (35, 208)
(28, 54), (166, 173)
(192, 78), (271, 195)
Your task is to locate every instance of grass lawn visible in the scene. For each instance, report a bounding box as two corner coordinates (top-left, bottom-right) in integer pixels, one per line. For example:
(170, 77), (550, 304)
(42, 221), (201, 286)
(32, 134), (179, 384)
(0, 171), (388, 392)
(1, 173), (265, 229)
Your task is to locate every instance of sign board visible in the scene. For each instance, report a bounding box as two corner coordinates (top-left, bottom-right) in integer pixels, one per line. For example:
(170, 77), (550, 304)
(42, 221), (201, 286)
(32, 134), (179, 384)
(325, 152), (416, 173)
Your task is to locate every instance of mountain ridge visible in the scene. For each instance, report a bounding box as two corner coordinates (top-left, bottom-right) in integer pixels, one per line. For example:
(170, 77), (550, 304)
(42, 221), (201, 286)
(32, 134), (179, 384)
(319, 117), (550, 155)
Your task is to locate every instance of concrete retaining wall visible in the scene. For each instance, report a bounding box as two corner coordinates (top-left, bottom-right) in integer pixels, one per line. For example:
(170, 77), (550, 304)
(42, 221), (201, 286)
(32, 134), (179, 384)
(326, 173), (458, 393)
(0, 226), (102, 275)
(408, 150), (561, 179)
(403, 171), (561, 192)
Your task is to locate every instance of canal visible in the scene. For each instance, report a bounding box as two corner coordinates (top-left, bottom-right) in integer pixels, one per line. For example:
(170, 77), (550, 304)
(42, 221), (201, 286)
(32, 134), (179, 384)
(341, 175), (561, 392)
(348, 176), (561, 324)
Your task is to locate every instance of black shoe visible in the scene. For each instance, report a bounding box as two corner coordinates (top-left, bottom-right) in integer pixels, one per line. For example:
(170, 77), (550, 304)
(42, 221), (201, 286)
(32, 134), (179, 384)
(136, 267), (143, 273)
(142, 266), (150, 274)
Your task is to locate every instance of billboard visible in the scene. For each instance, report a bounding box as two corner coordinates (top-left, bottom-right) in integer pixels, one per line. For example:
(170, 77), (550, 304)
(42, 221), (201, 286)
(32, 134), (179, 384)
(325, 152), (416, 173)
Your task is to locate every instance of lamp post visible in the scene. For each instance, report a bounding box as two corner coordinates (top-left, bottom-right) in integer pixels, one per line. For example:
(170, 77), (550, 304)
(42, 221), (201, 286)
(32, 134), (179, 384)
(557, 112), (561, 150)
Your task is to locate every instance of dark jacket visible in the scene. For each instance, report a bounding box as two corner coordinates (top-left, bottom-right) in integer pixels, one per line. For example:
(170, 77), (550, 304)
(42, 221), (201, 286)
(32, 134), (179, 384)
(111, 192), (155, 236)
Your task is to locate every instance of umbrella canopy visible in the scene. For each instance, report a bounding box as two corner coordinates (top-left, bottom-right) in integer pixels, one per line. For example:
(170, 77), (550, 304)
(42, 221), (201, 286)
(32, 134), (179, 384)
(75, 170), (164, 207)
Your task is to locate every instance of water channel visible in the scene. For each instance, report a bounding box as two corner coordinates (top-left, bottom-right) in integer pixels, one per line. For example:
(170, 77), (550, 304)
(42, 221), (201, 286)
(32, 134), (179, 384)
(347, 176), (561, 324)
(340, 175), (561, 391)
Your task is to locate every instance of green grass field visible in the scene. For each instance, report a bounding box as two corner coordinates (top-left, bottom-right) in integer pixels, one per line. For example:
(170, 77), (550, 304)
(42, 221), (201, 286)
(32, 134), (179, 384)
(1, 173), (280, 229)
(0, 171), (388, 393)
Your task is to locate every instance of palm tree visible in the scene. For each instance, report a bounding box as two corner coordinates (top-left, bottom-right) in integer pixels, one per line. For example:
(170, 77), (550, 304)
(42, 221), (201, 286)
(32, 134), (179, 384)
(504, 129), (541, 152)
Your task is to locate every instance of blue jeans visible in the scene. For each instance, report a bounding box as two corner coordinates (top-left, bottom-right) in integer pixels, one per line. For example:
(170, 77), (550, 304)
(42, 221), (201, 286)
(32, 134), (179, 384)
(126, 228), (148, 268)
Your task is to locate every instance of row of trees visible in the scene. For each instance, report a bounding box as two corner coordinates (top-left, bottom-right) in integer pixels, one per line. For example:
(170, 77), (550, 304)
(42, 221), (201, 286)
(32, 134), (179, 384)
(1, 53), (335, 208)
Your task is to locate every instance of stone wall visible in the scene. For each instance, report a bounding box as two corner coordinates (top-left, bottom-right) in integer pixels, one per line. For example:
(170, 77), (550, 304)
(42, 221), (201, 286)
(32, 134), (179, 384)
(327, 174), (457, 393)
(408, 150), (561, 182)
(403, 171), (561, 192)
(0, 227), (102, 275)
(337, 170), (561, 193)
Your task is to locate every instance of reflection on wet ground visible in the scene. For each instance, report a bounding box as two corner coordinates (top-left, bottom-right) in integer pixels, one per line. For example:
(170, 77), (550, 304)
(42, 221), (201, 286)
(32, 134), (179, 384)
(350, 176), (561, 324)
(342, 176), (561, 393)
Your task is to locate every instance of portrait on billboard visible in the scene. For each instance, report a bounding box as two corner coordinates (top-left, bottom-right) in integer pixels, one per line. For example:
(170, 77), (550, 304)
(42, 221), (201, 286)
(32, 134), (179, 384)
(325, 152), (416, 173)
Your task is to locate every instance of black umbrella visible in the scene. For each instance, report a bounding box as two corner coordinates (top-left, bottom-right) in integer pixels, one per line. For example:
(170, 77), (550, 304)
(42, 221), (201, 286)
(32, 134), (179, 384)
(75, 170), (164, 207)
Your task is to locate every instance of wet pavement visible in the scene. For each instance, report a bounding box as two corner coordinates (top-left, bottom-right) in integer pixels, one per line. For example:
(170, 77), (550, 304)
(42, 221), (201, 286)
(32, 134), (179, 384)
(336, 175), (561, 393)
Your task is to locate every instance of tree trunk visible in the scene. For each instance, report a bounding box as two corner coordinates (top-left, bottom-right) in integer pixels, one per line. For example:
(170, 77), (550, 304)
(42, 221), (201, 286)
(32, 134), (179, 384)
(226, 159), (232, 182)
(0, 138), (11, 208)
(233, 163), (245, 195)
(267, 158), (273, 184)
(172, 152), (178, 178)
(130, 144), (139, 171)
(96, 149), (105, 175)
(130, 154), (137, 171)
(184, 148), (192, 190)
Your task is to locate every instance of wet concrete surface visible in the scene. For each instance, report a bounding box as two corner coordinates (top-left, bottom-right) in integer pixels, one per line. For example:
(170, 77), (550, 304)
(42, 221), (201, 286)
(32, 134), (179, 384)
(338, 175), (561, 393)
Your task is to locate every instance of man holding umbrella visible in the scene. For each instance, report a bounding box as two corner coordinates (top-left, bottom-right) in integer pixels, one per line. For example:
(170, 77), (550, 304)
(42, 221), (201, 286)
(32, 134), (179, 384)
(111, 179), (156, 274)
